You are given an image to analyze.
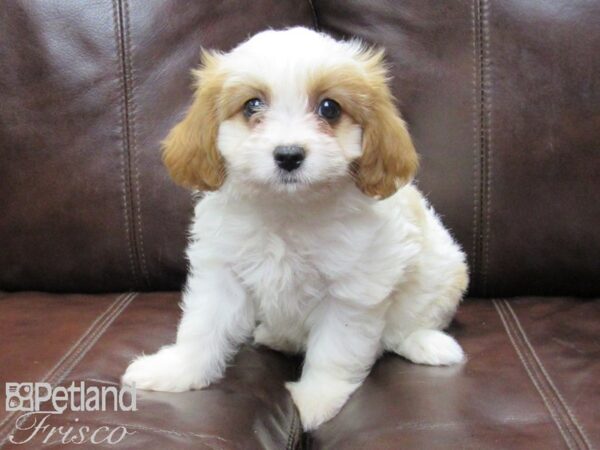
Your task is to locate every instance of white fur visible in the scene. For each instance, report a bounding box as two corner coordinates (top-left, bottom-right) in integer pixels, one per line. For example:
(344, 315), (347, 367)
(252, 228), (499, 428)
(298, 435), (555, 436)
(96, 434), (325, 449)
(123, 27), (468, 430)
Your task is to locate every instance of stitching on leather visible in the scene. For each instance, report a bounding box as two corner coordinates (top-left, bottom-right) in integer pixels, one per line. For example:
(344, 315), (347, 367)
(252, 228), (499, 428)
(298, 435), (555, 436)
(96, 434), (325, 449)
(470, 0), (493, 296)
(286, 402), (299, 450)
(0, 294), (126, 435)
(85, 378), (121, 386)
(47, 293), (137, 386)
(480, 0), (493, 294)
(477, 0), (487, 295)
(46, 294), (131, 384)
(113, 0), (150, 289)
(0, 293), (136, 446)
(494, 300), (587, 450)
(123, 0), (150, 287)
(111, 0), (139, 288)
(500, 300), (586, 449)
(0, 294), (137, 447)
(470, 0), (481, 293)
(307, 0), (320, 31)
(505, 302), (593, 450)
(493, 300), (576, 449)
(500, 300), (582, 447)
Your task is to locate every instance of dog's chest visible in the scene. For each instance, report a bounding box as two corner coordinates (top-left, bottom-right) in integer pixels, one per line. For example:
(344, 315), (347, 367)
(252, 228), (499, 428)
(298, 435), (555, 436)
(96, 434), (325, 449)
(231, 226), (325, 309)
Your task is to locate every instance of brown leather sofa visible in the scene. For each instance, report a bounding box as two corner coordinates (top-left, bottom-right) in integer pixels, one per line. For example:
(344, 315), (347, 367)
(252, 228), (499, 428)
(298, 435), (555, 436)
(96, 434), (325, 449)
(1, 1), (598, 449)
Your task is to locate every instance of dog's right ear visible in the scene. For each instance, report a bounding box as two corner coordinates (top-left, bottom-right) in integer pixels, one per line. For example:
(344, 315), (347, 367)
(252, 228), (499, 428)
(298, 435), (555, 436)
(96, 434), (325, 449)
(162, 50), (226, 191)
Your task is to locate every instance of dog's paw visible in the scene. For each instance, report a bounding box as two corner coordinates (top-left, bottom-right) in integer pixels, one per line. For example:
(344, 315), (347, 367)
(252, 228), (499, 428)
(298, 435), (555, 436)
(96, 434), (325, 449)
(285, 378), (358, 430)
(399, 329), (465, 366)
(122, 345), (209, 392)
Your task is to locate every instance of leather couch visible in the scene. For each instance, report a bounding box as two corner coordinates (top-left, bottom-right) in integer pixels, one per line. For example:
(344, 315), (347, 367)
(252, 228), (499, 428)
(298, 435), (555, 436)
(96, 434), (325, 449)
(1, 1), (598, 448)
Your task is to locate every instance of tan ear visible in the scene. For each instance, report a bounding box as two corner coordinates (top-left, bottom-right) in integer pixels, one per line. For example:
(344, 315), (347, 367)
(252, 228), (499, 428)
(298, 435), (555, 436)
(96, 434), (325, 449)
(162, 51), (226, 191)
(353, 53), (419, 199)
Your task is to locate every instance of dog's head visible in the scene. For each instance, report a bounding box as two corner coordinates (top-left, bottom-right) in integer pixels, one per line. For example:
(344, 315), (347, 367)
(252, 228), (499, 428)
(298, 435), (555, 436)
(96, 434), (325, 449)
(163, 27), (418, 199)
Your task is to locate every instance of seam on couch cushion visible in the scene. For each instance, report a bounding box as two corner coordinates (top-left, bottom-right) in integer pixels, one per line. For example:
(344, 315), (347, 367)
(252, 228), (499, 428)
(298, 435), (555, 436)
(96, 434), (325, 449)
(287, 349), (304, 449)
(470, 0), (493, 296)
(480, 0), (493, 296)
(112, 0), (151, 289)
(494, 299), (591, 450)
(469, 0), (479, 286)
(286, 403), (300, 450)
(122, 0), (150, 288)
(0, 293), (130, 433)
(112, 0), (139, 289)
(503, 301), (593, 449)
(0, 292), (137, 447)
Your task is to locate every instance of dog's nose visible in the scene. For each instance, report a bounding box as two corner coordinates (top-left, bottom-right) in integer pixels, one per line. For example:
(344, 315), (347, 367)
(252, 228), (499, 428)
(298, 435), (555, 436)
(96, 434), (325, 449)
(273, 145), (305, 172)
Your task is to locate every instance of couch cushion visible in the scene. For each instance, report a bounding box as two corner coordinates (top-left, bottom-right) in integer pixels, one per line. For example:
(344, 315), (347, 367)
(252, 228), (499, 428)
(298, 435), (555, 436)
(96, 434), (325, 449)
(2, 1), (599, 297)
(316, 0), (600, 298)
(311, 297), (599, 449)
(2, 295), (597, 449)
(0, 0), (315, 292)
(0, 292), (301, 449)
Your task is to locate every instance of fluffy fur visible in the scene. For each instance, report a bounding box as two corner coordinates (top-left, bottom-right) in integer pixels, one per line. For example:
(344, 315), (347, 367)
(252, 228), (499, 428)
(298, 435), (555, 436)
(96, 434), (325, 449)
(123, 27), (468, 430)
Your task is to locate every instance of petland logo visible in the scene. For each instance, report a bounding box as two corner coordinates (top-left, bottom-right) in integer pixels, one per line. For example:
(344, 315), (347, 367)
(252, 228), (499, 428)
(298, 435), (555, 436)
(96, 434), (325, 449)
(5, 382), (137, 445)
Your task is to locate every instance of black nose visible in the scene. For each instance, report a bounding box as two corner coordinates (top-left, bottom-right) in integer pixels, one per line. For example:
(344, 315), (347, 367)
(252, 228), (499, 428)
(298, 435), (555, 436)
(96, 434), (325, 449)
(273, 145), (305, 172)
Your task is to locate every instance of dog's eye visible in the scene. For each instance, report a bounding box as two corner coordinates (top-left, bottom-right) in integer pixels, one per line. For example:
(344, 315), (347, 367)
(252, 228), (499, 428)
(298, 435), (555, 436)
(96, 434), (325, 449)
(244, 98), (265, 118)
(317, 98), (341, 121)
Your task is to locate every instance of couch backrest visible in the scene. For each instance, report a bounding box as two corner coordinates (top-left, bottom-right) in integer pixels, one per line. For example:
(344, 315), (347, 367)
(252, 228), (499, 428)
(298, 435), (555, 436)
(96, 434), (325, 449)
(1, 1), (598, 297)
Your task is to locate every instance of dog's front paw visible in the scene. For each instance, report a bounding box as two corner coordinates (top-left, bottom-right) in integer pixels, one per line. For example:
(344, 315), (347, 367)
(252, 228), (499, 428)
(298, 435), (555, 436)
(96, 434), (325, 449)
(285, 378), (358, 430)
(122, 345), (209, 392)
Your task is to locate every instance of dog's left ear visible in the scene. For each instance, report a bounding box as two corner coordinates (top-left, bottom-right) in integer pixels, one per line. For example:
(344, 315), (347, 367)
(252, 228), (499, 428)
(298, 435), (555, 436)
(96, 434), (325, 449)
(353, 52), (419, 199)
(162, 50), (226, 191)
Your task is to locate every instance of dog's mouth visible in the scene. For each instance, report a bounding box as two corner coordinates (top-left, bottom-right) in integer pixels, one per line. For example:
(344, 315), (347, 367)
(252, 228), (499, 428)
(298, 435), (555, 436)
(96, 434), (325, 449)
(277, 172), (304, 185)
(280, 177), (300, 184)
(270, 172), (314, 193)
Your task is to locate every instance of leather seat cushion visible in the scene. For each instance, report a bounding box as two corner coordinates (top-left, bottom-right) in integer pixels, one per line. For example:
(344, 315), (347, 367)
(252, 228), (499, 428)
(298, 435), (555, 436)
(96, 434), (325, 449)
(1, 294), (597, 449)
(312, 297), (599, 449)
(0, 292), (302, 449)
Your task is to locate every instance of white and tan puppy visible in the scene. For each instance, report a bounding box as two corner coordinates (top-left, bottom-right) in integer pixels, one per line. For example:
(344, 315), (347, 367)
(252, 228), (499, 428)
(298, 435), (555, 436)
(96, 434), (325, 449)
(123, 27), (468, 430)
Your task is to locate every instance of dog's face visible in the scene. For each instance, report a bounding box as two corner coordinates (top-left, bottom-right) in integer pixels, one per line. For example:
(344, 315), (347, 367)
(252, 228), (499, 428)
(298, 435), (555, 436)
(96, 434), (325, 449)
(163, 27), (418, 199)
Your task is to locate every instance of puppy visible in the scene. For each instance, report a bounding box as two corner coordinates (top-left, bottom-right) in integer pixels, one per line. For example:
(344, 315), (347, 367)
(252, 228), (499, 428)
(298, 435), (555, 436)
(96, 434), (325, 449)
(123, 27), (468, 430)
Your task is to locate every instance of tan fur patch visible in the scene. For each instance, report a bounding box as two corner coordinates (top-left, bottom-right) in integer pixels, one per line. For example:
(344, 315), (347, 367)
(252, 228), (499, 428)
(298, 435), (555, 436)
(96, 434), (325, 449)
(218, 80), (269, 120)
(162, 50), (227, 191)
(309, 48), (419, 199)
